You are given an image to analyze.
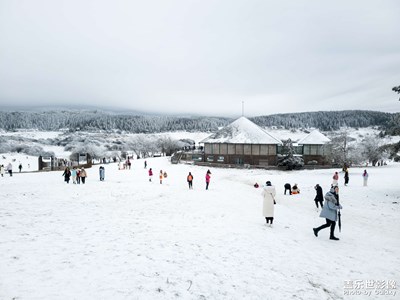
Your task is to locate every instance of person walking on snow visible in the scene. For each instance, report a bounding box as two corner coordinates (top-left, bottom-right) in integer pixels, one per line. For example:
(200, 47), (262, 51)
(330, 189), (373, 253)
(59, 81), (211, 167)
(62, 167), (71, 184)
(262, 181), (276, 227)
(144, 160), (147, 169)
(148, 168), (153, 182)
(76, 168), (81, 184)
(71, 167), (77, 184)
(159, 170), (164, 184)
(80, 167), (87, 184)
(187, 172), (194, 189)
(18, 163), (22, 173)
(362, 170), (369, 186)
(313, 185), (342, 240)
(205, 169), (211, 190)
(7, 163), (12, 176)
(332, 171), (339, 186)
(314, 184), (324, 209)
(0, 164), (4, 177)
(344, 168), (349, 186)
(99, 166), (105, 181)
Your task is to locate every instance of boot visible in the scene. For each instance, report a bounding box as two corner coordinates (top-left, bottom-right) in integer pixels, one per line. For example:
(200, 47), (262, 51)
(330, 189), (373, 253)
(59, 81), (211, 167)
(313, 228), (318, 237)
(330, 235), (339, 240)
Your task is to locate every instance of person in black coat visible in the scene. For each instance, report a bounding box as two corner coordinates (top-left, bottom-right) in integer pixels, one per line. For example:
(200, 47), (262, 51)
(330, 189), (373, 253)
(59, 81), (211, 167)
(284, 183), (292, 195)
(314, 184), (323, 209)
(344, 168), (349, 186)
(62, 167), (71, 184)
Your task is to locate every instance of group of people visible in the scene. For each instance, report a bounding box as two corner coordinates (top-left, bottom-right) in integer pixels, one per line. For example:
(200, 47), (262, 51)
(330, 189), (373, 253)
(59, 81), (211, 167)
(186, 169), (211, 190)
(283, 183), (300, 195)
(62, 166), (88, 184)
(147, 167), (212, 190)
(262, 168), (371, 241)
(332, 169), (369, 187)
(0, 163), (13, 177)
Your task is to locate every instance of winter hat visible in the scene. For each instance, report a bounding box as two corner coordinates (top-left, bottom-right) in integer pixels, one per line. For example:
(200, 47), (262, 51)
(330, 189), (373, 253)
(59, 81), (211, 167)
(266, 181), (272, 186)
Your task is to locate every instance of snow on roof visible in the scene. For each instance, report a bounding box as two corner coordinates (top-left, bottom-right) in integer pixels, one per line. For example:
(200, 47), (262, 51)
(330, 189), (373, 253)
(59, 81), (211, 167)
(201, 116), (282, 144)
(297, 129), (331, 145)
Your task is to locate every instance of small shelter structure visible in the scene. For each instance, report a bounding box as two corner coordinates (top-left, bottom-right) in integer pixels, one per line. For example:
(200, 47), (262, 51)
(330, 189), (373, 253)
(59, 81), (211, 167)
(297, 129), (331, 165)
(200, 117), (282, 166)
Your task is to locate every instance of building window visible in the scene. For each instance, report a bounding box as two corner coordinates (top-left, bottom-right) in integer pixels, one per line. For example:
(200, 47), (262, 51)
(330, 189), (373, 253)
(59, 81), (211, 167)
(220, 144), (228, 155)
(260, 145), (269, 155)
(205, 144), (212, 154)
(303, 145), (310, 155)
(207, 156), (214, 162)
(268, 145), (276, 155)
(234, 157), (243, 165)
(252, 145), (260, 155)
(217, 156), (224, 162)
(236, 144), (244, 155)
(310, 145), (318, 155)
(192, 154), (203, 161)
(228, 144), (235, 154)
(212, 144), (220, 154)
(244, 144), (251, 155)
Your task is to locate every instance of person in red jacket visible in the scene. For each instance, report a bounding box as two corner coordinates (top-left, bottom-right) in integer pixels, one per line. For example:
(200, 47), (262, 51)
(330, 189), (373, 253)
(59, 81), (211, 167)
(148, 168), (153, 182)
(205, 169), (211, 190)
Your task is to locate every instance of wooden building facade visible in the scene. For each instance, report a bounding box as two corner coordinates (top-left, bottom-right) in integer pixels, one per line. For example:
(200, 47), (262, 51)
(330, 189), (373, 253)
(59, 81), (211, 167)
(200, 117), (282, 166)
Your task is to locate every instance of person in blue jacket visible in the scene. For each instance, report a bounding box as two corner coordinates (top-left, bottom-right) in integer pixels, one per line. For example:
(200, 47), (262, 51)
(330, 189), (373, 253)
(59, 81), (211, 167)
(313, 185), (342, 240)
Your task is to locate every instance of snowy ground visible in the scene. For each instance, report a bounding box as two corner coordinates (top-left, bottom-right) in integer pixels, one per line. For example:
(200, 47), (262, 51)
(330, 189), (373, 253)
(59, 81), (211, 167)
(0, 157), (399, 299)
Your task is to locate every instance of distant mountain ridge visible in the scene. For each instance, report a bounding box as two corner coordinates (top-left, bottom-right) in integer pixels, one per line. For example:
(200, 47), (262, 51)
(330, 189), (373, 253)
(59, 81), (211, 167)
(0, 109), (399, 135)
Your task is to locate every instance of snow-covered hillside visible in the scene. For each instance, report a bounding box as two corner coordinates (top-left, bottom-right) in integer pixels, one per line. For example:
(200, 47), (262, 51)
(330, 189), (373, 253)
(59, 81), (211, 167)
(0, 157), (399, 299)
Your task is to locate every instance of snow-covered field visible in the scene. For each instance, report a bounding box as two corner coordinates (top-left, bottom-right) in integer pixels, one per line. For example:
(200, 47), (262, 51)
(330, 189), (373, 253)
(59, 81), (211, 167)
(1, 156), (399, 299)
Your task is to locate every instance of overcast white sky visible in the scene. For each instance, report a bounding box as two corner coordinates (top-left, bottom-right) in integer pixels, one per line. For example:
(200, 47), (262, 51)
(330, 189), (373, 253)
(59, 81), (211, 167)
(0, 0), (399, 117)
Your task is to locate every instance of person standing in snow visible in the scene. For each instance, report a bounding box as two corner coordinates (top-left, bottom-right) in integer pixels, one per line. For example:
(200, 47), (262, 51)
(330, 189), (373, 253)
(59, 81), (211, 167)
(144, 160), (147, 169)
(284, 183), (292, 195)
(99, 166), (105, 181)
(205, 169), (211, 190)
(314, 184), (324, 209)
(148, 168), (153, 182)
(362, 170), (369, 186)
(71, 167), (77, 184)
(0, 164), (4, 177)
(62, 167), (71, 184)
(313, 185), (342, 240)
(18, 163), (22, 173)
(344, 168), (349, 186)
(187, 172), (193, 189)
(262, 181), (276, 227)
(80, 167), (87, 184)
(76, 168), (81, 184)
(159, 170), (164, 184)
(7, 162), (12, 176)
(332, 171), (339, 186)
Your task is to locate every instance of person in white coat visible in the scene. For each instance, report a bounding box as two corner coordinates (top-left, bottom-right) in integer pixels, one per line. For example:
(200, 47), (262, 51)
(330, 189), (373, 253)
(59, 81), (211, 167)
(362, 170), (369, 186)
(262, 181), (276, 227)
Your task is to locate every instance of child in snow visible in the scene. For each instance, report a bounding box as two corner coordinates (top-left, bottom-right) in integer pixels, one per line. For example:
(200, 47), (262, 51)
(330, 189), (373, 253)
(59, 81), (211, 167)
(291, 183), (300, 194)
(148, 168), (153, 182)
(159, 170), (163, 184)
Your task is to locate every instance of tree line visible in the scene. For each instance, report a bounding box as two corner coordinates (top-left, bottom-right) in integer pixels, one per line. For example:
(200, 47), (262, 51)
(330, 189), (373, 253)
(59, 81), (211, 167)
(0, 109), (399, 135)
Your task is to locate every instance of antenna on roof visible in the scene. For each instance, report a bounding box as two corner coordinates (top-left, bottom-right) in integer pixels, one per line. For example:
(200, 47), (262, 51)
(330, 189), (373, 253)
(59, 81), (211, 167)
(242, 101), (244, 117)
